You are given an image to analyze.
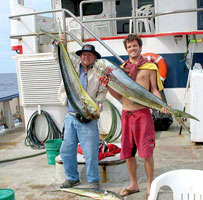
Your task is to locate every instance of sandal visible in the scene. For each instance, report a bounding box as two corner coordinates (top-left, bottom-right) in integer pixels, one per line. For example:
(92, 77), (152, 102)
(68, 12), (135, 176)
(120, 188), (139, 197)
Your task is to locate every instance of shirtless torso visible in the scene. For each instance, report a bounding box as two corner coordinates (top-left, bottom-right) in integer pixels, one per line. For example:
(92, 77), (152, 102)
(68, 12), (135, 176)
(122, 69), (159, 111)
(107, 39), (162, 111)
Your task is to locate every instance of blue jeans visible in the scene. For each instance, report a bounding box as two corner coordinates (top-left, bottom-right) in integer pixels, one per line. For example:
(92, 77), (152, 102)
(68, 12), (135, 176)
(60, 114), (99, 183)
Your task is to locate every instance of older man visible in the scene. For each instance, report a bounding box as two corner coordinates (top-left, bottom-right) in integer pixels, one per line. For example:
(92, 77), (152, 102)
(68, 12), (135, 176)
(59, 44), (107, 189)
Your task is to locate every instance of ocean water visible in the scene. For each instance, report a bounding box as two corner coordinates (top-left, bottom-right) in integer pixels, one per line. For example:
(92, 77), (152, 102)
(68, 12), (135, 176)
(0, 73), (18, 99)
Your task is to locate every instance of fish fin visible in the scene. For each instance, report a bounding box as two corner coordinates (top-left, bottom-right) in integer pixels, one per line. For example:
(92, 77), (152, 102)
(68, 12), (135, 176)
(172, 108), (200, 134)
(40, 29), (61, 42)
(174, 116), (191, 134)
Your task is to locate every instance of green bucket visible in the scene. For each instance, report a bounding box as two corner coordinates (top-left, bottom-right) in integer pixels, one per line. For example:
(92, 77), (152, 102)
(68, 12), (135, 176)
(45, 139), (62, 165)
(0, 189), (15, 200)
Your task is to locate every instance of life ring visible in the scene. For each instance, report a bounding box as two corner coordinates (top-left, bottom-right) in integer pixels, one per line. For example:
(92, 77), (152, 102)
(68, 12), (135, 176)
(142, 53), (167, 81)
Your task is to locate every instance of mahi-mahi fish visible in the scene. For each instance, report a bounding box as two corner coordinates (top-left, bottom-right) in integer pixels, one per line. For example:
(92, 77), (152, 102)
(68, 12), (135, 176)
(93, 59), (199, 133)
(42, 30), (99, 120)
(60, 187), (123, 200)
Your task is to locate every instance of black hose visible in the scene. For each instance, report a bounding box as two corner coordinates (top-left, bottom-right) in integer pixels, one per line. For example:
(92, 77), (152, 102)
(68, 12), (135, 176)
(0, 151), (46, 164)
(24, 110), (62, 149)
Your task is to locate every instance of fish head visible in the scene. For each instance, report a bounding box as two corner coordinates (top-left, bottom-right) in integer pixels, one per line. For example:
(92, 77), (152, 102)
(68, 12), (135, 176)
(88, 103), (100, 120)
(90, 111), (100, 120)
(93, 59), (108, 77)
(94, 59), (119, 78)
(81, 95), (100, 120)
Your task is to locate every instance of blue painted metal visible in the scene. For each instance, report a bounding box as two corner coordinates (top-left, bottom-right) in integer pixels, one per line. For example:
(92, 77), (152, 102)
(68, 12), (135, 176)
(198, 0), (203, 30)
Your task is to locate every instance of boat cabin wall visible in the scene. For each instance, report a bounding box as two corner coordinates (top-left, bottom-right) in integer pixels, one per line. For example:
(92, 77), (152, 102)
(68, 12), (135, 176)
(10, 0), (38, 54)
(10, 0), (57, 54)
(155, 0), (197, 33)
(56, 0), (201, 38)
(55, 0), (117, 39)
(10, 0), (202, 55)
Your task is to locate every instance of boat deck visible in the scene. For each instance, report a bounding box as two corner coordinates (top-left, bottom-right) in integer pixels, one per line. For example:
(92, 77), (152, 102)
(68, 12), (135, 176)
(1, 123), (203, 200)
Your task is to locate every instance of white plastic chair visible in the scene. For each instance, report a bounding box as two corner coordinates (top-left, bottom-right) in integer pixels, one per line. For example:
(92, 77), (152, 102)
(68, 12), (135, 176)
(148, 169), (203, 200)
(129, 4), (155, 34)
(148, 6), (155, 33)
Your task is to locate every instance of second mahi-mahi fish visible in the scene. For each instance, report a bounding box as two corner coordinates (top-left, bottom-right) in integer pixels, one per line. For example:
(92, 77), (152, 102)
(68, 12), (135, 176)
(93, 59), (199, 133)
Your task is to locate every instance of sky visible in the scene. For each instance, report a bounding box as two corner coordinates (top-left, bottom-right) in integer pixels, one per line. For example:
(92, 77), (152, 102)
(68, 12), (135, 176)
(0, 0), (51, 74)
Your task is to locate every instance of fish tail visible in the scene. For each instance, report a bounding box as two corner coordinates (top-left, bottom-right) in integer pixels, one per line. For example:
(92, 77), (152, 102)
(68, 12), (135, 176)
(174, 116), (191, 134)
(171, 109), (199, 134)
(172, 109), (199, 121)
(40, 29), (61, 42)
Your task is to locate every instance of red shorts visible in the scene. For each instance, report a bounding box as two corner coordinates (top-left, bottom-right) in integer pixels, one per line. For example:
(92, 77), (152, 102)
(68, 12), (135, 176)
(120, 108), (155, 160)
